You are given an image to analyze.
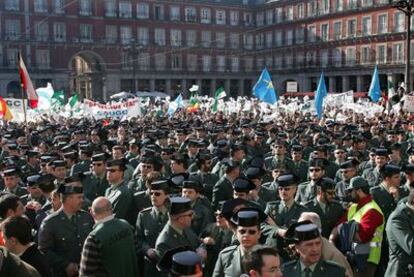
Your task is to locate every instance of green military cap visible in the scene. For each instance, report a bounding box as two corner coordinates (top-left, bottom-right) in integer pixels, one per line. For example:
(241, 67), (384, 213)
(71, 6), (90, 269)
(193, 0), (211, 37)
(106, 159), (126, 171)
(221, 198), (248, 220)
(347, 176), (369, 191)
(291, 145), (303, 152)
(245, 167), (263, 180)
(26, 175), (41, 187)
(157, 246), (202, 275)
(57, 183), (83, 195)
(169, 173), (188, 188)
(149, 180), (170, 192)
(277, 174), (298, 187)
(285, 220), (313, 241)
(2, 168), (17, 177)
(309, 158), (327, 169)
(182, 181), (202, 192)
(380, 164), (401, 177)
(340, 160), (356, 169)
(230, 208), (267, 227)
(91, 153), (107, 162)
(169, 197), (192, 216)
(402, 164), (414, 174)
(375, 148), (389, 157)
(233, 177), (256, 193)
(25, 150), (39, 158)
(51, 160), (66, 168)
(64, 172), (85, 184)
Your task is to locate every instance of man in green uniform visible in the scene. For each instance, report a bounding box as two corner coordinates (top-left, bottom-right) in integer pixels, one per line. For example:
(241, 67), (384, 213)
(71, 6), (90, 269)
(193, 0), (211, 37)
(79, 197), (138, 277)
(157, 247), (203, 277)
(362, 148), (388, 187)
(82, 153), (109, 200)
(336, 160), (359, 207)
(290, 145), (309, 183)
(282, 222), (345, 277)
(212, 160), (240, 210)
(385, 190), (414, 277)
(264, 140), (295, 173)
(104, 159), (134, 224)
(20, 150), (40, 180)
(38, 182), (94, 277)
(296, 158), (326, 205)
(189, 152), (219, 202)
(70, 147), (92, 175)
(2, 168), (27, 197)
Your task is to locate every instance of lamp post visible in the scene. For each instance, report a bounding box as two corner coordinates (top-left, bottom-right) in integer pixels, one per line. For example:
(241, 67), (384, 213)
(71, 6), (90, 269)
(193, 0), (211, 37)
(392, 0), (414, 93)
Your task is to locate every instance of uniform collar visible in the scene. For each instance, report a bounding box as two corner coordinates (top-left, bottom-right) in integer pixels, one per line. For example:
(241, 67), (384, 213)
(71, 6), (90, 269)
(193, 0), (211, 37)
(95, 214), (115, 225)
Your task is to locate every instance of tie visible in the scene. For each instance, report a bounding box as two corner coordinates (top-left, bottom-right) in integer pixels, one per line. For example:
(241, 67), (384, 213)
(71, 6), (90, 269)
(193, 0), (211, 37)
(304, 268), (311, 277)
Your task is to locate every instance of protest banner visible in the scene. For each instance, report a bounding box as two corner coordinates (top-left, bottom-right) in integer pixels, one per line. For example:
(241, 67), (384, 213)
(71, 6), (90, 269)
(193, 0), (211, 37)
(403, 95), (414, 113)
(324, 91), (354, 107)
(83, 99), (141, 119)
(5, 98), (28, 123)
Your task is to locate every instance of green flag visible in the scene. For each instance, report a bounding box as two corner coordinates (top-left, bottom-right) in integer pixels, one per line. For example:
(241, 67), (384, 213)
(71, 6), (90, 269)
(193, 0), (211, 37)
(212, 87), (226, 113)
(51, 90), (65, 106)
(69, 93), (79, 108)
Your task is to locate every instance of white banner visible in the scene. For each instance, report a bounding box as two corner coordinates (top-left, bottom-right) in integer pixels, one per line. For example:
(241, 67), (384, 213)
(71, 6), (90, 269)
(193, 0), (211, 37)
(83, 99), (141, 119)
(403, 95), (414, 113)
(5, 98), (28, 123)
(325, 91), (354, 107)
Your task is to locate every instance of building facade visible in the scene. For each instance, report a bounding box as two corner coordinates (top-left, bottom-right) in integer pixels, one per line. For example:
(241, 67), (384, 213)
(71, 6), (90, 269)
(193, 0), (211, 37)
(0, 0), (410, 100)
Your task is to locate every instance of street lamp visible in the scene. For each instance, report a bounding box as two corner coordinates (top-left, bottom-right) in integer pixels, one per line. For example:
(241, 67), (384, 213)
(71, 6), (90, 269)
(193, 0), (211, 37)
(392, 0), (414, 93)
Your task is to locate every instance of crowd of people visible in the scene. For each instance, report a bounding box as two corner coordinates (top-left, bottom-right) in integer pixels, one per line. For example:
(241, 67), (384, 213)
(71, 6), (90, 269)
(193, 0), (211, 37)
(0, 97), (412, 277)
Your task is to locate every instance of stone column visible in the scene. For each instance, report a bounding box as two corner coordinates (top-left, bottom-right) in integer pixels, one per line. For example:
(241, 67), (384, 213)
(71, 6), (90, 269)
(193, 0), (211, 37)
(165, 79), (171, 95)
(210, 79), (217, 97)
(239, 79), (245, 96)
(149, 79), (155, 92)
(356, 75), (364, 92)
(329, 76), (336, 93)
(224, 79), (231, 96)
(342, 76), (350, 92)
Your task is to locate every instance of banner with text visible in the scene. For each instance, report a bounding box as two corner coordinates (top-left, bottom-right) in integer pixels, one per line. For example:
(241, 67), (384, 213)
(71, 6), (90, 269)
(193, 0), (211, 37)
(324, 91), (354, 107)
(403, 95), (414, 113)
(5, 98), (28, 123)
(83, 99), (141, 119)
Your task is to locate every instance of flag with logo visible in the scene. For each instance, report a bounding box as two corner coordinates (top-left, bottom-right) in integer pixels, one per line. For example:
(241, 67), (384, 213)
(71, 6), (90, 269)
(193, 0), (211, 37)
(252, 68), (277, 104)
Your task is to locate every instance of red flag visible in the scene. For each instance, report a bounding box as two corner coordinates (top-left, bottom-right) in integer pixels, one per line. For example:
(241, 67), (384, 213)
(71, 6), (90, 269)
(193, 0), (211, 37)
(18, 53), (38, 108)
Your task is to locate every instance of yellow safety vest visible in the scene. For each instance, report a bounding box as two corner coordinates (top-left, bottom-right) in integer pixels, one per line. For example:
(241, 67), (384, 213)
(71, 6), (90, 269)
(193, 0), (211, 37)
(347, 200), (384, 265)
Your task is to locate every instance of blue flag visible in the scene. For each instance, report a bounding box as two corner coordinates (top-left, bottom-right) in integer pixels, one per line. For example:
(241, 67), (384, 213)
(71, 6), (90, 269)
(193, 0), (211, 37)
(252, 68), (277, 104)
(368, 65), (381, 102)
(167, 94), (183, 117)
(315, 72), (328, 119)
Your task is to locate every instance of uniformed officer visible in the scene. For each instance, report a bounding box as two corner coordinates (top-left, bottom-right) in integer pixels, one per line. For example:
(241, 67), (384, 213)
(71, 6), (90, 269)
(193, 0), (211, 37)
(2, 168), (26, 197)
(212, 160), (240, 210)
(189, 152), (219, 202)
(245, 167), (277, 205)
(361, 148), (388, 187)
(136, 179), (170, 277)
(70, 146), (92, 175)
(155, 197), (204, 262)
(282, 222), (346, 277)
(290, 145), (309, 183)
(336, 160), (359, 207)
(305, 178), (345, 238)
(133, 171), (162, 214)
(242, 245), (283, 277)
(83, 153), (110, 199)
(38, 182), (94, 277)
(385, 190), (414, 277)
(296, 158), (326, 205)
(20, 150), (40, 180)
(21, 175), (46, 226)
(264, 140), (295, 173)
(213, 208), (266, 277)
(51, 160), (67, 188)
(157, 247), (203, 277)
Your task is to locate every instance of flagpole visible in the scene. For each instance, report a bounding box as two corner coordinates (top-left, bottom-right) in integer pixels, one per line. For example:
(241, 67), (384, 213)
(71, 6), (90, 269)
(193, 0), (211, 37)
(18, 52), (28, 128)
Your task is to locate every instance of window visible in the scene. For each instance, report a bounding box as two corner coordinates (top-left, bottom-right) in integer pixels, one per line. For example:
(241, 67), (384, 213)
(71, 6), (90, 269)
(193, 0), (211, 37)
(347, 19), (356, 38)
(7, 49), (18, 66)
(79, 0), (92, 16)
(186, 30), (196, 47)
(35, 21), (48, 41)
(362, 0), (373, 7)
(244, 57), (253, 72)
(53, 22), (66, 42)
(154, 28), (166, 46)
(286, 30), (293, 45)
(256, 12), (264, 26)
(286, 6), (293, 21)
(171, 54), (182, 70)
(154, 5), (164, 20)
(154, 53), (166, 71)
(378, 14), (388, 34)
(119, 1), (132, 18)
(137, 3), (149, 19)
(170, 6), (180, 21)
(285, 53), (292, 68)
(256, 33), (265, 49)
(360, 46), (371, 64)
(244, 12), (253, 26)
(185, 7), (197, 22)
(216, 32), (225, 48)
(230, 33), (240, 49)
(275, 31), (283, 46)
(321, 23), (329, 41)
(306, 51), (316, 67)
(298, 3), (305, 19)
(138, 27), (149, 46)
(296, 53), (305, 68)
(5, 20), (20, 40)
(345, 47), (356, 65)
(170, 29), (182, 47)
(120, 26), (131, 44)
(216, 10), (226, 25)
(348, 0), (357, 9)
(308, 26), (316, 42)
(53, 0), (64, 13)
(335, 0), (343, 11)
(377, 44), (387, 64)
(392, 43), (404, 63)
(244, 34), (253, 49)
(80, 24), (93, 42)
(266, 32), (273, 48)
(274, 55), (282, 69)
(105, 25), (117, 43)
(138, 53), (150, 71)
(296, 27), (305, 44)
(275, 8), (283, 23)
(394, 12), (405, 32)
(231, 57), (239, 72)
(217, 56), (226, 72)
(36, 49), (50, 69)
(230, 11), (239, 26)
(5, 0), (19, 11)
(201, 8), (211, 24)
(266, 10), (273, 25)
(321, 50), (329, 67)
(202, 55), (212, 72)
(362, 17), (372, 36)
(187, 54), (197, 71)
(34, 0), (47, 12)
(333, 48), (342, 67)
(308, 1), (317, 17)
(105, 0), (116, 17)
(121, 52), (132, 69)
(321, 0), (329, 14)
(201, 31), (211, 47)
(333, 21), (342, 40)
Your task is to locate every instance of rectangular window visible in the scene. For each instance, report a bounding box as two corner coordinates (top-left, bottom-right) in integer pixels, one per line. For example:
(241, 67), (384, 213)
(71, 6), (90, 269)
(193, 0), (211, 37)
(306, 51), (316, 67)
(256, 12), (264, 26)
(244, 34), (253, 49)
(346, 47), (356, 65)
(105, 25), (117, 43)
(308, 26), (316, 42)
(154, 5), (164, 20)
(378, 14), (388, 34)
(256, 33), (265, 49)
(347, 19), (356, 38)
(333, 48), (342, 67)
(362, 0), (373, 7)
(392, 43), (404, 63)
(362, 17), (372, 36)
(35, 21), (49, 41)
(275, 31), (283, 46)
(333, 21), (342, 40)
(154, 28), (166, 46)
(394, 12), (405, 32)
(321, 0), (329, 14)
(348, 0), (357, 9)
(296, 53), (305, 68)
(186, 30), (196, 47)
(230, 33), (240, 49)
(171, 54), (182, 70)
(296, 27), (305, 44)
(216, 32), (226, 48)
(5, 19), (20, 40)
(230, 11), (239, 26)
(121, 52), (132, 69)
(286, 30), (293, 45)
(154, 53), (166, 71)
(231, 57), (239, 72)
(170, 29), (182, 47)
(36, 49), (50, 69)
(266, 32), (273, 48)
(201, 31), (211, 47)
(79, 0), (92, 16)
(308, 1), (317, 17)
(185, 7), (197, 22)
(187, 54), (197, 71)
(244, 12), (253, 26)
(138, 53), (150, 71)
(34, 0), (47, 13)
(377, 44), (387, 64)
(120, 26), (132, 44)
(5, 0), (19, 11)
(217, 56), (226, 72)
(266, 10), (273, 25)
(201, 8), (211, 24)
(105, 0), (116, 17)
(244, 57), (253, 72)
(137, 3), (149, 19)
(286, 6), (293, 21)
(275, 8), (283, 23)
(6, 49), (19, 67)
(274, 55), (282, 70)
(53, 22), (66, 42)
(321, 23), (329, 41)
(53, 0), (64, 14)
(80, 24), (93, 42)
(170, 6), (180, 21)
(361, 46), (371, 64)
(119, 1), (132, 18)
(138, 27), (149, 46)
(202, 55), (212, 72)
(216, 10), (226, 25)
(335, 0), (343, 11)
(285, 53), (292, 68)
(321, 50), (329, 67)
(298, 4), (305, 18)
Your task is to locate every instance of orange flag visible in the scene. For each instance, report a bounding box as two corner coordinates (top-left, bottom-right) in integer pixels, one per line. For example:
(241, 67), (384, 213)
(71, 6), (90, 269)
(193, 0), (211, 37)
(0, 97), (13, 121)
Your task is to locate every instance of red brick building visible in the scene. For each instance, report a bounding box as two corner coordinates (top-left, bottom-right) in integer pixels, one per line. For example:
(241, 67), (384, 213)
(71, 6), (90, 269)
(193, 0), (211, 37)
(0, 0), (409, 100)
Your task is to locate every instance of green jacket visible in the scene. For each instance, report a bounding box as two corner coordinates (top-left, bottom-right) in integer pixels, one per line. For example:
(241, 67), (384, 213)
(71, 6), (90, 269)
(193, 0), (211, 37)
(212, 245), (244, 277)
(385, 203), (414, 277)
(0, 247), (41, 277)
(105, 182), (134, 224)
(296, 181), (318, 205)
(282, 259), (345, 277)
(212, 176), (233, 210)
(370, 184), (408, 221)
(190, 171), (219, 201)
(70, 160), (91, 175)
(305, 199), (345, 238)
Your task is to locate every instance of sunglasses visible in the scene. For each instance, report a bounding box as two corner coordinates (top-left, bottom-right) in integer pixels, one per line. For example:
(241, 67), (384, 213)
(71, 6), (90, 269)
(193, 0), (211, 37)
(142, 165), (153, 169)
(278, 187), (292, 191)
(238, 229), (257, 235)
(106, 168), (120, 173)
(92, 163), (103, 167)
(150, 191), (162, 197)
(309, 168), (321, 172)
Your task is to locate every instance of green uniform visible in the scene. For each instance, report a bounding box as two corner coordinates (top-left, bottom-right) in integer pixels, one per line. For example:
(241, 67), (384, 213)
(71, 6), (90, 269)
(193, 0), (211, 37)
(324, 160), (340, 180)
(105, 182), (134, 224)
(21, 163), (40, 180)
(296, 181), (318, 205)
(128, 176), (146, 193)
(3, 185), (28, 197)
(38, 209), (94, 277)
(70, 160), (91, 175)
(362, 167), (383, 187)
(282, 259), (345, 277)
(359, 160), (375, 173)
(212, 245), (245, 277)
(370, 183), (408, 221)
(136, 207), (169, 277)
(190, 170), (219, 201)
(291, 160), (309, 183)
(212, 176), (233, 210)
(191, 198), (214, 235)
(304, 199), (345, 238)
(385, 203), (414, 277)
(133, 190), (152, 212)
(264, 156), (295, 172)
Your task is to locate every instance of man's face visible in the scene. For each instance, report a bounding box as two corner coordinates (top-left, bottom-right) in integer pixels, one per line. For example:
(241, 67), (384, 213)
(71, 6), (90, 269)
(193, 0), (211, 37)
(324, 189), (336, 203)
(53, 167), (67, 180)
(92, 161), (106, 176)
(389, 150), (401, 161)
(334, 150), (346, 161)
(341, 167), (357, 181)
(65, 192), (84, 212)
(274, 145), (285, 156)
(106, 166), (124, 183)
(295, 237), (322, 266)
(234, 191), (249, 200)
(150, 189), (168, 207)
(252, 255), (282, 277)
(291, 151), (302, 161)
(233, 150), (246, 161)
(182, 188), (198, 202)
(278, 186), (296, 201)
(236, 226), (260, 249)
(177, 210), (193, 228)
(27, 185), (42, 199)
(3, 175), (18, 189)
(309, 167), (324, 180)
(201, 159), (212, 172)
(385, 174), (401, 187)
(170, 160), (185, 174)
(375, 156), (387, 167)
(141, 163), (154, 175)
(112, 149), (124, 160)
(187, 145), (198, 155)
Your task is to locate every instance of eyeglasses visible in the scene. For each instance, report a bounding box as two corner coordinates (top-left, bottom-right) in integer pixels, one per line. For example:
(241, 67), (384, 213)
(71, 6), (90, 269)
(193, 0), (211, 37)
(150, 191), (162, 197)
(278, 187), (292, 191)
(309, 168), (321, 172)
(238, 229), (257, 235)
(92, 163), (103, 167)
(142, 165), (153, 169)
